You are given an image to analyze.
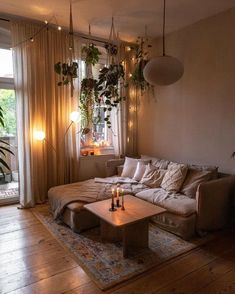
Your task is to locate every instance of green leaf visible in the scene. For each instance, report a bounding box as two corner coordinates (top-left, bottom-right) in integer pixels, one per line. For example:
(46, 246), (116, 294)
(0, 146), (14, 155)
(0, 158), (10, 171)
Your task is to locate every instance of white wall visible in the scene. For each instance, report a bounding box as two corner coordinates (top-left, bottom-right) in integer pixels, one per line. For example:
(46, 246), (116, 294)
(138, 8), (235, 174)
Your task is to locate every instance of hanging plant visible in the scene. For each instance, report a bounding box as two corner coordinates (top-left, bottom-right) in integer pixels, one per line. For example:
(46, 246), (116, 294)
(131, 36), (152, 94)
(104, 43), (118, 56)
(82, 44), (101, 65)
(54, 62), (78, 86)
(97, 63), (125, 128)
(79, 77), (100, 130)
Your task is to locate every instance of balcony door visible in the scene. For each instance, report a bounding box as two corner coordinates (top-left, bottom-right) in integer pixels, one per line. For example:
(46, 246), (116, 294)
(0, 47), (19, 205)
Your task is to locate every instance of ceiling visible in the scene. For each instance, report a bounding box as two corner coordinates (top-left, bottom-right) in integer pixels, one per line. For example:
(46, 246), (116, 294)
(1, 0), (235, 42)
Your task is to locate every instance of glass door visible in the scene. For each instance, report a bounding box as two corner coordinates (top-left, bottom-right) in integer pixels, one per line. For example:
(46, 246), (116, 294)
(0, 48), (19, 205)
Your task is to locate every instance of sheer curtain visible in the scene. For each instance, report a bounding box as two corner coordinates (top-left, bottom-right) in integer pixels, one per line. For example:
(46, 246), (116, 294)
(11, 21), (80, 207)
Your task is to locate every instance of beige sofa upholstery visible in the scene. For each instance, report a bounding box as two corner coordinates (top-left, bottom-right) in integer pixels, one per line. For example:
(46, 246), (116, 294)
(106, 159), (235, 240)
(49, 157), (235, 240)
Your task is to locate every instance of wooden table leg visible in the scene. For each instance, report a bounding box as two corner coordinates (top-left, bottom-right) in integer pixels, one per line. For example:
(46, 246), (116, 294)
(100, 220), (122, 242)
(123, 220), (149, 258)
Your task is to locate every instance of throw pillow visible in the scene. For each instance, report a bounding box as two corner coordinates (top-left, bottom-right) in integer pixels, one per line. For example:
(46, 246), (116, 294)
(121, 157), (138, 178)
(140, 164), (167, 188)
(133, 161), (148, 181)
(189, 164), (218, 180)
(141, 155), (169, 169)
(180, 169), (213, 198)
(161, 163), (188, 192)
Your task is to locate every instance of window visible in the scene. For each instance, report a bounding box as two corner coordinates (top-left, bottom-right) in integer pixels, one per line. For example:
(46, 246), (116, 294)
(0, 44), (19, 203)
(80, 45), (113, 151)
(0, 48), (14, 89)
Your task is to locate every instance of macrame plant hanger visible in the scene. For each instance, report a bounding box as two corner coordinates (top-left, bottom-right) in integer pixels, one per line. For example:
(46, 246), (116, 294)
(68, 0), (75, 97)
(107, 17), (117, 65)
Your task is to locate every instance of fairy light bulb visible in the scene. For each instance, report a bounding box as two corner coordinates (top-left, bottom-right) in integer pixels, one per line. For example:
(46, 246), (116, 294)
(58, 26), (62, 31)
(30, 37), (34, 42)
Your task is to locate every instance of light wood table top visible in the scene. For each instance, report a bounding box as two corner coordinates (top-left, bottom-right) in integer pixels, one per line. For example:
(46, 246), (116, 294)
(84, 195), (166, 228)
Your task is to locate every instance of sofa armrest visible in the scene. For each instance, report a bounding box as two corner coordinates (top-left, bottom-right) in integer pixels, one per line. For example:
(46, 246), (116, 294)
(105, 158), (125, 177)
(196, 175), (235, 231)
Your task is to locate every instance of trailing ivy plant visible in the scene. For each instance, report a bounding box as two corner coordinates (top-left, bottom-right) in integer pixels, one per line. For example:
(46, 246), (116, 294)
(97, 63), (125, 128)
(54, 62), (78, 86)
(0, 106), (14, 175)
(82, 44), (101, 66)
(131, 36), (152, 94)
(79, 77), (100, 131)
(79, 43), (102, 136)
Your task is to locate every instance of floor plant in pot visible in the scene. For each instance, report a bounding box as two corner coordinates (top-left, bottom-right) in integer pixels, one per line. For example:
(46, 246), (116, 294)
(0, 106), (14, 176)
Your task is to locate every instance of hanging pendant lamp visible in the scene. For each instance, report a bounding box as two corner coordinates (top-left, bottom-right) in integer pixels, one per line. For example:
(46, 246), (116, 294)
(143, 0), (184, 86)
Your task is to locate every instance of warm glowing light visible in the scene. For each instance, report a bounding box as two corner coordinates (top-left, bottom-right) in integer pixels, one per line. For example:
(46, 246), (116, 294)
(128, 121), (133, 129)
(131, 57), (135, 61)
(126, 46), (131, 52)
(44, 20), (48, 24)
(58, 26), (62, 31)
(129, 73), (133, 78)
(30, 37), (34, 42)
(34, 131), (45, 141)
(70, 111), (79, 122)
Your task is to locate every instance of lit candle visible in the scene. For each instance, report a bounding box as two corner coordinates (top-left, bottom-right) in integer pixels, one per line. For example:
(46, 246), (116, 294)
(116, 188), (119, 201)
(121, 189), (125, 210)
(116, 187), (120, 207)
(111, 188), (115, 205)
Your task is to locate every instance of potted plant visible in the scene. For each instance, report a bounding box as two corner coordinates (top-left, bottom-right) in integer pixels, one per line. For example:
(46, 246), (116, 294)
(54, 61), (78, 97)
(97, 63), (125, 128)
(82, 43), (101, 65)
(0, 106), (14, 175)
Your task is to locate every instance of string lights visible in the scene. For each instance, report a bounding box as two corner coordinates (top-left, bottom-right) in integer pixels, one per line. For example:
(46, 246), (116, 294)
(12, 15), (62, 48)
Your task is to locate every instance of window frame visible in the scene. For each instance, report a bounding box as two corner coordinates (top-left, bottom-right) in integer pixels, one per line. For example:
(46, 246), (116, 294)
(80, 42), (114, 154)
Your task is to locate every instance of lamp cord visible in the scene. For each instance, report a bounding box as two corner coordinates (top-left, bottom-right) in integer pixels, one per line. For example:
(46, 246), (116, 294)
(162, 0), (166, 56)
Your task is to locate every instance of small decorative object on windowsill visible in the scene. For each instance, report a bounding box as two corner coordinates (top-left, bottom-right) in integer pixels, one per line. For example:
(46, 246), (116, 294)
(121, 188), (125, 210)
(110, 188), (117, 212)
(81, 150), (89, 156)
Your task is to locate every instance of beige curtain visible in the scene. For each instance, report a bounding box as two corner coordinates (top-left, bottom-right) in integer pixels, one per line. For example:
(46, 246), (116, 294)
(11, 22), (80, 207)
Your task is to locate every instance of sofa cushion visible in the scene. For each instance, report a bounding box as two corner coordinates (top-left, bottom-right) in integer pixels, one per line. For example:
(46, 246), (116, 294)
(189, 164), (218, 180)
(141, 155), (169, 169)
(161, 163), (188, 192)
(136, 188), (196, 217)
(133, 161), (148, 181)
(121, 157), (138, 178)
(180, 169), (213, 198)
(140, 164), (167, 188)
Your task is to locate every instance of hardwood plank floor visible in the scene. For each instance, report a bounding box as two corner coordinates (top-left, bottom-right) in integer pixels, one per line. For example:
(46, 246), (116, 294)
(0, 204), (235, 294)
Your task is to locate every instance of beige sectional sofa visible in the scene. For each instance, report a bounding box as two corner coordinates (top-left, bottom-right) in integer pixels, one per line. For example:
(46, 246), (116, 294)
(48, 156), (235, 240)
(106, 156), (235, 239)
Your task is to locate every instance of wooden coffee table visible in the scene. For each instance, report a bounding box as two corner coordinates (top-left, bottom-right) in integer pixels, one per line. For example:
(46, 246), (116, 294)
(84, 195), (166, 258)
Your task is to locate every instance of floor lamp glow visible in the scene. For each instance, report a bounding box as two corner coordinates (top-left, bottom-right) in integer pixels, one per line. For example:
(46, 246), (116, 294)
(34, 130), (57, 153)
(143, 0), (184, 86)
(64, 111), (80, 137)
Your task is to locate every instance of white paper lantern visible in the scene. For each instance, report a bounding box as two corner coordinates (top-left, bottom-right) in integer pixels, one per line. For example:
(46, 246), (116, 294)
(143, 56), (184, 86)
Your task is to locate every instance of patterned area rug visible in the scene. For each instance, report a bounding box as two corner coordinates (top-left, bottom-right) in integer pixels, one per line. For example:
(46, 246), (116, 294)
(32, 205), (214, 290)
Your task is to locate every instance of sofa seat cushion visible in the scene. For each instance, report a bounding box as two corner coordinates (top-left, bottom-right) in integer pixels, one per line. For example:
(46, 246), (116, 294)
(135, 188), (196, 217)
(66, 202), (87, 212)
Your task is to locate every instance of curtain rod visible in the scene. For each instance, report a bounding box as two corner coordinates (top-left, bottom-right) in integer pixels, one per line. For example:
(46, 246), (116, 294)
(0, 15), (134, 46)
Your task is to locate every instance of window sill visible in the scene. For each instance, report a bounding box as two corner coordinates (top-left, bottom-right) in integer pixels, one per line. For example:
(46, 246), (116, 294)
(80, 146), (114, 157)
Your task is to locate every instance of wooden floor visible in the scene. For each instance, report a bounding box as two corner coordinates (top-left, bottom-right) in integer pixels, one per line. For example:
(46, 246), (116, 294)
(0, 205), (235, 294)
